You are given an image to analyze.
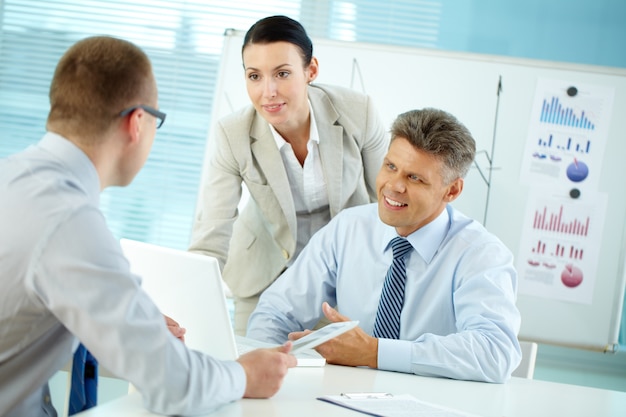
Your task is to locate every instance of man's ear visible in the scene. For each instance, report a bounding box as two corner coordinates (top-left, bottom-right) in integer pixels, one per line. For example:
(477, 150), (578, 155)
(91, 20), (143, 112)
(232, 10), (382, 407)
(445, 178), (464, 203)
(122, 108), (142, 146)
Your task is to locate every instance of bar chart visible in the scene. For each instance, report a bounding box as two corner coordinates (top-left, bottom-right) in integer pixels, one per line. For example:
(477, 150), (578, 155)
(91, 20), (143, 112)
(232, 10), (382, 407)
(536, 133), (591, 154)
(540, 96), (596, 130)
(532, 205), (590, 236)
(531, 239), (585, 260)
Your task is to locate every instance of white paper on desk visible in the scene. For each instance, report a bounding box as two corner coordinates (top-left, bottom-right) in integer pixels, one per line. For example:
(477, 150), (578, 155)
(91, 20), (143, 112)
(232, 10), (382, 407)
(317, 394), (481, 417)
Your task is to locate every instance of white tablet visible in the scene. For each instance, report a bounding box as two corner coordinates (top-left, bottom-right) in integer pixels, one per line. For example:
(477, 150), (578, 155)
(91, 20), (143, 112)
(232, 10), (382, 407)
(290, 320), (359, 354)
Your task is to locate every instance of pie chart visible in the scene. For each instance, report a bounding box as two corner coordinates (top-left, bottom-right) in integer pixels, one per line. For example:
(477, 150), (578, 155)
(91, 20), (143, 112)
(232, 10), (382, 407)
(561, 264), (583, 288)
(566, 159), (589, 182)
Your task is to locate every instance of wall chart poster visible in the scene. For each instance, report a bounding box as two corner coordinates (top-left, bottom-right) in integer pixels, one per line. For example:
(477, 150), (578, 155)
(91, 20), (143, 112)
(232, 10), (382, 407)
(519, 78), (615, 189)
(516, 187), (607, 304)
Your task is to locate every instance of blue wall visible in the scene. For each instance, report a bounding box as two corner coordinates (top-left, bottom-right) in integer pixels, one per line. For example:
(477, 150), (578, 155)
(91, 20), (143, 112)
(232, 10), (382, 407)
(438, 0), (626, 68)
(434, 0), (626, 383)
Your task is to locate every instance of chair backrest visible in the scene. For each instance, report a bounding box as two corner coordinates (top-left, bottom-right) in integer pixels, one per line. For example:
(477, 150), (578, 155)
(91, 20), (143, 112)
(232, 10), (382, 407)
(512, 340), (538, 379)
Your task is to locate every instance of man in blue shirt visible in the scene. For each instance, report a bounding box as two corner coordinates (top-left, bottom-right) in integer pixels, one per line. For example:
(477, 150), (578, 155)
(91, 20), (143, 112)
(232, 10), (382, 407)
(247, 108), (521, 383)
(0, 36), (295, 417)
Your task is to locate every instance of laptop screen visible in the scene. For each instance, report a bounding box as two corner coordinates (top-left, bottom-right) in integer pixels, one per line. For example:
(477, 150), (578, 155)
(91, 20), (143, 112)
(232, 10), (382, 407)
(120, 239), (239, 361)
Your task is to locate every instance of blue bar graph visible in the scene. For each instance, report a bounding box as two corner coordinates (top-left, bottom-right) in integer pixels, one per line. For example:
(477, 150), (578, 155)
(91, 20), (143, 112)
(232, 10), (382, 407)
(537, 134), (591, 154)
(540, 96), (595, 130)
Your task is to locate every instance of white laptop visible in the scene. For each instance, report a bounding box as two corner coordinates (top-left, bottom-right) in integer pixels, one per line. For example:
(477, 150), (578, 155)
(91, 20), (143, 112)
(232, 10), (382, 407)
(119, 238), (327, 366)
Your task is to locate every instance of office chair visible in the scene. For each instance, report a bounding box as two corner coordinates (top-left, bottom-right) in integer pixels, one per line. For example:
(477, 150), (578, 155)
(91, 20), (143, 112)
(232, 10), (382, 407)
(512, 340), (538, 379)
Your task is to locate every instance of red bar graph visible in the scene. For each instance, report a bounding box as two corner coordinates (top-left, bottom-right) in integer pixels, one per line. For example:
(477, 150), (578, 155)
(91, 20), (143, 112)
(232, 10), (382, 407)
(532, 240), (546, 255)
(533, 240), (584, 260)
(532, 205), (589, 236)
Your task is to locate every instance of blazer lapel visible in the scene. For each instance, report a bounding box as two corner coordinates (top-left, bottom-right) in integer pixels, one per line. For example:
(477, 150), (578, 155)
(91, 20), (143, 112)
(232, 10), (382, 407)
(310, 87), (344, 217)
(249, 115), (298, 240)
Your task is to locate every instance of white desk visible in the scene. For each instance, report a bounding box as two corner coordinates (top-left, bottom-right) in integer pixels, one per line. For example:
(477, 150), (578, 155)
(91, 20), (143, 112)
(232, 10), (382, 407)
(77, 365), (626, 417)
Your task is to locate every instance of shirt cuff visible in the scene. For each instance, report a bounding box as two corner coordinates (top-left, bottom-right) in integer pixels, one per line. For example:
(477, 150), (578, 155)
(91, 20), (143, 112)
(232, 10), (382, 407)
(224, 360), (247, 399)
(377, 338), (413, 373)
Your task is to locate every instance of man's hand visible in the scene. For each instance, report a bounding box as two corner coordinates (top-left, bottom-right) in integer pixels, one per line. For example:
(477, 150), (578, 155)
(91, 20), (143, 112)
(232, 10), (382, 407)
(237, 343), (297, 398)
(288, 302), (378, 368)
(164, 315), (186, 342)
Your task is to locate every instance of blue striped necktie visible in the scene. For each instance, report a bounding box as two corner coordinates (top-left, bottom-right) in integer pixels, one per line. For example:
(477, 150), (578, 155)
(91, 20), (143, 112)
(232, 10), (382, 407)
(68, 343), (98, 415)
(373, 237), (413, 339)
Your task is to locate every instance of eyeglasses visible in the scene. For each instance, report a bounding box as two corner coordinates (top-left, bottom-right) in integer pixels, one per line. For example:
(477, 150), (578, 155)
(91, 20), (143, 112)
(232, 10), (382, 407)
(119, 104), (166, 129)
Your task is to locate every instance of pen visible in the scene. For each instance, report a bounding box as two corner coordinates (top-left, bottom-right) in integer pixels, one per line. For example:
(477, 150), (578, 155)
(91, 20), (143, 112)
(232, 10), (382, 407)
(341, 392), (393, 399)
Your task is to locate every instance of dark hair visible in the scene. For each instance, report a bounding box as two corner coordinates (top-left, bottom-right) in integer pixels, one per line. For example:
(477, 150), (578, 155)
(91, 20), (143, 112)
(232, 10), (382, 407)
(47, 36), (153, 140)
(390, 108), (476, 184)
(242, 15), (313, 66)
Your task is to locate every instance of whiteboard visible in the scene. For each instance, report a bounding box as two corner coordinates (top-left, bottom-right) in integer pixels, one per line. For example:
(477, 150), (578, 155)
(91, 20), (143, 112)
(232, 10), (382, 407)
(208, 30), (500, 224)
(207, 30), (626, 351)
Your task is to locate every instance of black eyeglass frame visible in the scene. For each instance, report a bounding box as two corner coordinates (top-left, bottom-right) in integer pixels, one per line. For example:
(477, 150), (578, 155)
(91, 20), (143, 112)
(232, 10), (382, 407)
(119, 105), (166, 129)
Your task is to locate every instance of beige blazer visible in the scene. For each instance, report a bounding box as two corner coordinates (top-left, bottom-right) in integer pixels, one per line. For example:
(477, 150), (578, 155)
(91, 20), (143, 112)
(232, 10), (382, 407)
(189, 84), (388, 297)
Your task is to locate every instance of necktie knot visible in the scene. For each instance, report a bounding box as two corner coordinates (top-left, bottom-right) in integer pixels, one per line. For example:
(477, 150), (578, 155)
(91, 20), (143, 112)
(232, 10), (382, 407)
(390, 237), (412, 260)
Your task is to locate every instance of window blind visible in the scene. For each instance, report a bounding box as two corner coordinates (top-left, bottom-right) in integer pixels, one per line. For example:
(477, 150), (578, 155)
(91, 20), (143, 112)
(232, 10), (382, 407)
(0, 0), (302, 250)
(0, 0), (443, 250)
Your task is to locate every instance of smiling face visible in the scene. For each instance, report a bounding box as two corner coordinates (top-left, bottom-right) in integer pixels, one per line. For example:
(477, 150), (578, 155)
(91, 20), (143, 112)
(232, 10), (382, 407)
(376, 137), (463, 237)
(242, 41), (318, 135)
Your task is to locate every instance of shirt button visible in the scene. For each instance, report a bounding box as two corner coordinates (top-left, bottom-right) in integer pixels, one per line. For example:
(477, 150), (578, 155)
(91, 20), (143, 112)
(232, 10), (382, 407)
(282, 249), (289, 259)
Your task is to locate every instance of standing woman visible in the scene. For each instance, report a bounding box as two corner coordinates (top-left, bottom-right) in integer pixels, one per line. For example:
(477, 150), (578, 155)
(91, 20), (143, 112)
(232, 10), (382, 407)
(189, 15), (388, 335)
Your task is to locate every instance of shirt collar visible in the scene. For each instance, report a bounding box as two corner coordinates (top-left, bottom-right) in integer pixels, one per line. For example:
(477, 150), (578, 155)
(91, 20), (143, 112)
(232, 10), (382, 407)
(269, 100), (319, 149)
(382, 207), (451, 264)
(39, 132), (101, 204)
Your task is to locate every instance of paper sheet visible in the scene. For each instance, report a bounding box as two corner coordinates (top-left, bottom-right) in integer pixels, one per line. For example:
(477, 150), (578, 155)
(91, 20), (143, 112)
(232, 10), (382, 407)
(317, 394), (481, 417)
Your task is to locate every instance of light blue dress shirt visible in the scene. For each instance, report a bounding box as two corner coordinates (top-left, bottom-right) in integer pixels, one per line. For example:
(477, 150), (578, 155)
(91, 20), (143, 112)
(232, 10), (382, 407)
(0, 133), (245, 416)
(248, 203), (522, 383)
